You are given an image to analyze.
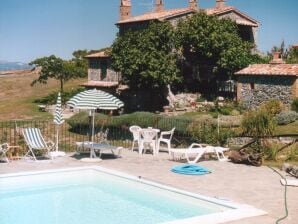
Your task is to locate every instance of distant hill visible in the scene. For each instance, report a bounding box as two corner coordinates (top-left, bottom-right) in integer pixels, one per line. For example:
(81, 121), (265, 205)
(0, 61), (33, 71)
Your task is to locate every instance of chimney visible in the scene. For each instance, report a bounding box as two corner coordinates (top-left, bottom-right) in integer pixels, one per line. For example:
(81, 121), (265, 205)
(270, 51), (285, 64)
(216, 0), (226, 9)
(120, 0), (131, 21)
(155, 0), (164, 12)
(189, 0), (198, 10)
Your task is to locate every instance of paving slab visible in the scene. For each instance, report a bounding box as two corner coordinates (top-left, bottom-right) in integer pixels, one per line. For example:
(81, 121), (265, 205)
(1, 149), (297, 224)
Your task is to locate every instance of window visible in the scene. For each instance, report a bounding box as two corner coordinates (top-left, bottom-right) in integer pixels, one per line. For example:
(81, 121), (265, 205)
(101, 60), (107, 79)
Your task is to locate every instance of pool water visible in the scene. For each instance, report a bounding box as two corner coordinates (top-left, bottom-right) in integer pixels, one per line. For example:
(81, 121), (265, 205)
(0, 168), (230, 224)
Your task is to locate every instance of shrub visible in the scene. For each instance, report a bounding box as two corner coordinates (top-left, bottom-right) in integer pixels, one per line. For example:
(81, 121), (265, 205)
(219, 106), (233, 115)
(34, 87), (85, 105)
(261, 99), (283, 116)
(189, 121), (235, 146)
(291, 98), (298, 112)
(275, 111), (298, 125)
(67, 112), (235, 142)
(157, 116), (191, 134)
(241, 109), (276, 137)
(230, 109), (240, 116)
(67, 112), (109, 131)
(262, 141), (281, 161)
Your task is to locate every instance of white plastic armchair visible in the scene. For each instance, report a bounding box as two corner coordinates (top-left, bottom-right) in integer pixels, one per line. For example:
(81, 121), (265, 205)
(139, 129), (158, 155)
(157, 127), (175, 154)
(129, 125), (142, 151)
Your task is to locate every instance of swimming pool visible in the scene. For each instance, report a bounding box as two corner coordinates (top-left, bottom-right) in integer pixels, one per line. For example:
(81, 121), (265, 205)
(0, 167), (266, 224)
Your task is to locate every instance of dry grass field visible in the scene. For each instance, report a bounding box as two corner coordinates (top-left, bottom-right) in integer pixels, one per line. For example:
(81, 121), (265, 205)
(0, 71), (85, 121)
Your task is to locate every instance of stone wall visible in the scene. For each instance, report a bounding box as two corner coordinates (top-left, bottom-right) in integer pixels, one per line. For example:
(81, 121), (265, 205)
(238, 75), (296, 109)
(217, 11), (257, 45)
(88, 58), (119, 82)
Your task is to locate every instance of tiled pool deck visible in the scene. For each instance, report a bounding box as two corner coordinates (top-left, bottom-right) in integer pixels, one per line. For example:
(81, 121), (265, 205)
(1, 150), (297, 224)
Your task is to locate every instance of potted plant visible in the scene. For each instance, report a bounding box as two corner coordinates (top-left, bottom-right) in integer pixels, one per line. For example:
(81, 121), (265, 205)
(163, 105), (170, 113)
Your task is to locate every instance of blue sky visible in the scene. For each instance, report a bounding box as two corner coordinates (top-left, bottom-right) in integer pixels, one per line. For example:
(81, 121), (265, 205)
(0, 0), (297, 63)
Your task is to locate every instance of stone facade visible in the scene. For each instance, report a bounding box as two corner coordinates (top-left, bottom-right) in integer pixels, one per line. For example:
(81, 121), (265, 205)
(216, 12), (257, 44)
(237, 75), (296, 109)
(87, 58), (120, 82)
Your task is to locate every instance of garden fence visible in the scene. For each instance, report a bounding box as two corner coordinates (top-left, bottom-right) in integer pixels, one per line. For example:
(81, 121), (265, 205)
(0, 119), (296, 159)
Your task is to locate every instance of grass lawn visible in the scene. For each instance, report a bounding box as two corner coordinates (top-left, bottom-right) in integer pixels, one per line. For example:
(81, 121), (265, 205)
(0, 72), (85, 121)
(275, 120), (298, 135)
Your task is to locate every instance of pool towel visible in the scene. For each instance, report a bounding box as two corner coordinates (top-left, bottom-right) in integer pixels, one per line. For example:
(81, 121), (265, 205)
(171, 164), (211, 175)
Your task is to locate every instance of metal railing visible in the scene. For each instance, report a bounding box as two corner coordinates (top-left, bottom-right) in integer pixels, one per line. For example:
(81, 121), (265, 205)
(1, 119), (296, 159)
(0, 118), (193, 158)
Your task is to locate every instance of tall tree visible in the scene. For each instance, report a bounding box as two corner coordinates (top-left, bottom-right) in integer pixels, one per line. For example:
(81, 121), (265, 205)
(286, 45), (298, 64)
(111, 22), (181, 91)
(30, 55), (84, 93)
(175, 12), (264, 79)
(71, 49), (89, 72)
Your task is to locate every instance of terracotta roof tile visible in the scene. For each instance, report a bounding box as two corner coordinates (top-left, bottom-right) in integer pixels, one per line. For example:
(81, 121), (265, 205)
(117, 8), (195, 24)
(82, 81), (119, 87)
(235, 64), (298, 76)
(205, 6), (259, 27)
(85, 51), (110, 58)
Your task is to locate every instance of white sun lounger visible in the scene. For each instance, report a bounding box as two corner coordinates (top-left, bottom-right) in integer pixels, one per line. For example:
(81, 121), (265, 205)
(169, 143), (229, 164)
(280, 178), (298, 187)
(76, 141), (123, 159)
(22, 128), (55, 161)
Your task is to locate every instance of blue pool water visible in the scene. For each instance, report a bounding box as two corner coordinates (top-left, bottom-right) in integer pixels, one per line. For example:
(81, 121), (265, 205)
(0, 169), (230, 224)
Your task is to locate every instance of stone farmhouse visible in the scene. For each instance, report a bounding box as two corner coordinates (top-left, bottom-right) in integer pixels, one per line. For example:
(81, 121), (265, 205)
(83, 0), (259, 96)
(236, 52), (298, 109)
(117, 0), (258, 45)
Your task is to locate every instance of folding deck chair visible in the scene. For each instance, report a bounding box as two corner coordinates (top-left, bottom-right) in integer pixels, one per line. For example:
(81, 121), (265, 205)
(22, 128), (55, 161)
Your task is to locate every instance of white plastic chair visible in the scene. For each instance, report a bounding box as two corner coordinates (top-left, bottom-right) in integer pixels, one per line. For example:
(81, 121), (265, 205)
(22, 128), (55, 161)
(157, 127), (175, 154)
(129, 125), (142, 151)
(0, 143), (10, 163)
(139, 129), (158, 155)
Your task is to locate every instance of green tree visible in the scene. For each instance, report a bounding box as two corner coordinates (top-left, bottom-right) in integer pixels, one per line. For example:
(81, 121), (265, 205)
(30, 55), (84, 93)
(175, 12), (264, 79)
(111, 22), (181, 91)
(71, 48), (113, 78)
(71, 49), (89, 72)
(286, 46), (298, 64)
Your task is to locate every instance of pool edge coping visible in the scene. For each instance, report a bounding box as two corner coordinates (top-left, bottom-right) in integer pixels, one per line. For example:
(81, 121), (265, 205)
(0, 166), (267, 224)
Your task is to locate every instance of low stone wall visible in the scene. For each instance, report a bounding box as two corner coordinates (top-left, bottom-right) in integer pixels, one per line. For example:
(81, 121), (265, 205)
(227, 137), (254, 147)
(238, 75), (296, 109)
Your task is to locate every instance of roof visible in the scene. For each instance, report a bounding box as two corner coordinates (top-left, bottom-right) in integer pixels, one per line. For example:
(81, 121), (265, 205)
(235, 64), (298, 76)
(85, 51), (110, 58)
(82, 81), (119, 88)
(117, 8), (195, 24)
(205, 6), (259, 27)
